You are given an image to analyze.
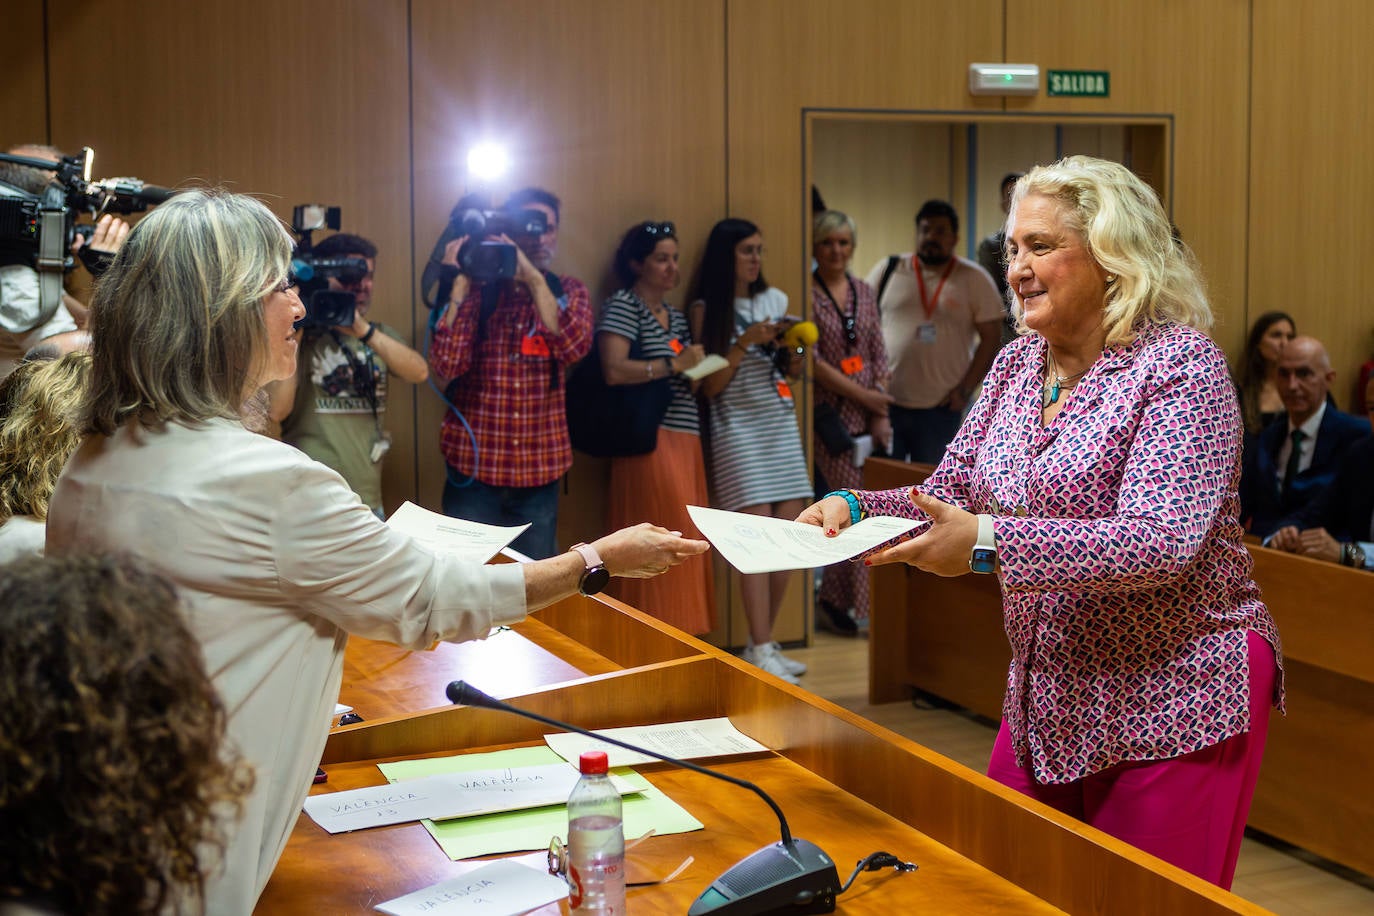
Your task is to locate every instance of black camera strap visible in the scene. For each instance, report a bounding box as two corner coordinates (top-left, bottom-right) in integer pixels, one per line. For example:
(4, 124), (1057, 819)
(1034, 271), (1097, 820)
(326, 329), (382, 432)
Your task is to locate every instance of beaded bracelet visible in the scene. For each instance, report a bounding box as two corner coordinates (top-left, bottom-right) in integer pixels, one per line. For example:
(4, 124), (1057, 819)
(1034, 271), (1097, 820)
(824, 489), (863, 527)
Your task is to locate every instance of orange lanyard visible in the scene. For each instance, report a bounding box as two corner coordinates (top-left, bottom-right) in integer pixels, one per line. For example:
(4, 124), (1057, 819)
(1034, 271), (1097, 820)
(913, 257), (956, 320)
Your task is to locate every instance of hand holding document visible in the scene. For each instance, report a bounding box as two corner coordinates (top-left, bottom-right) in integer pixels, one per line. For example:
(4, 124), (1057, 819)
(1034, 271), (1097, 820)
(386, 501), (529, 564)
(687, 505), (920, 574)
(679, 353), (729, 380)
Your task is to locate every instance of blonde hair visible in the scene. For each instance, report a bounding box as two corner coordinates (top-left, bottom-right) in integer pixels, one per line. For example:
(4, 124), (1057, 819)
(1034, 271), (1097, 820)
(1008, 156), (1211, 347)
(812, 209), (858, 250)
(84, 188), (294, 435)
(0, 351), (92, 521)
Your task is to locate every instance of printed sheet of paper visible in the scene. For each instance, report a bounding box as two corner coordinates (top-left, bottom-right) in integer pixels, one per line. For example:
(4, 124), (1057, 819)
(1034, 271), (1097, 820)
(303, 763), (640, 834)
(679, 353), (730, 380)
(374, 859), (568, 916)
(378, 746), (702, 860)
(387, 501), (529, 564)
(687, 505), (920, 574)
(543, 717), (768, 768)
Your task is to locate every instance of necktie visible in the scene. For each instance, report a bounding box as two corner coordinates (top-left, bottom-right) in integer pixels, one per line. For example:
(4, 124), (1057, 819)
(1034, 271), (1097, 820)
(1282, 428), (1305, 495)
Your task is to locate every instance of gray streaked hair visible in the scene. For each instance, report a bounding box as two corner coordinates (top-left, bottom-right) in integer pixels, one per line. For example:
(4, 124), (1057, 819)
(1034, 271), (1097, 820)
(84, 188), (293, 434)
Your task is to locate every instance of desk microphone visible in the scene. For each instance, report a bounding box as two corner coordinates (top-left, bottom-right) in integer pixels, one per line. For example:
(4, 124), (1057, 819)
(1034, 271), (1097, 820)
(446, 680), (840, 915)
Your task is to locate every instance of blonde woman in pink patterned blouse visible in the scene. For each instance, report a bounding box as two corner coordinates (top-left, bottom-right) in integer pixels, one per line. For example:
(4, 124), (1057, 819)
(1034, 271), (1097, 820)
(797, 156), (1283, 890)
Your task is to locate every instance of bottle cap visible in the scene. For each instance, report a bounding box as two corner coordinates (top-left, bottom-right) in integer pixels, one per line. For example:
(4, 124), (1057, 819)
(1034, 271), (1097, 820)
(578, 750), (609, 775)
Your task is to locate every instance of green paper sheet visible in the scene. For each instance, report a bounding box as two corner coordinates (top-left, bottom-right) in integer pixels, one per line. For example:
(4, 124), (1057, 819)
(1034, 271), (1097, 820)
(378, 746), (703, 860)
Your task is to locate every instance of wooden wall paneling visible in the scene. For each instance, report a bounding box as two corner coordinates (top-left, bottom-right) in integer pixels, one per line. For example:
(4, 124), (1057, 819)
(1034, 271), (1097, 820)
(1250, 0), (1374, 409)
(408, 0), (727, 558)
(971, 122), (1058, 255)
(41, 0), (419, 508)
(1005, 0), (1250, 361)
(727, 0), (1003, 644)
(0, 1), (49, 147)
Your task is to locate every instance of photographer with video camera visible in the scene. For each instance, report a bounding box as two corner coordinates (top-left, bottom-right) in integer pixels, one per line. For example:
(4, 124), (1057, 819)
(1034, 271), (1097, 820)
(266, 231), (428, 515)
(429, 187), (592, 559)
(1, 143), (144, 377)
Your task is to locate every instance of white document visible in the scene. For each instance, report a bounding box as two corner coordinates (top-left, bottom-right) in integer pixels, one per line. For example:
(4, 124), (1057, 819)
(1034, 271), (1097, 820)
(374, 859), (568, 916)
(544, 716), (769, 768)
(687, 505), (920, 574)
(679, 353), (730, 380)
(386, 501), (530, 564)
(303, 763), (639, 834)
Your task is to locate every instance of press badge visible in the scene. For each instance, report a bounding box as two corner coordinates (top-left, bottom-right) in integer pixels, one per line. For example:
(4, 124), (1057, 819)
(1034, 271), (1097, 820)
(370, 431), (392, 464)
(669, 337), (684, 354)
(840, 355), (865, 375)
(520, 330), (550, 357)
(776, 380), (793, 401)
(916, 324), (937, 344)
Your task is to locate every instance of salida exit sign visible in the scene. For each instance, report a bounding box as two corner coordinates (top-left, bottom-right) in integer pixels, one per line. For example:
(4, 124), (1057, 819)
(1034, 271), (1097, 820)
(1047, 70), (1110, 97)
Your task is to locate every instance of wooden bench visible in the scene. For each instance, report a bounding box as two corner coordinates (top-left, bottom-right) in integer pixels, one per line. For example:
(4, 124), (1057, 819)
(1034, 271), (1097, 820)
(862, 456), (1374, 877)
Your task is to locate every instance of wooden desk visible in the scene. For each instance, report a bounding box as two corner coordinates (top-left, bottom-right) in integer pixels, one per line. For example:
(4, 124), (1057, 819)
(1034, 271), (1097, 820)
(862, 456), (1374, 878)
(257, 591), (1267, 915)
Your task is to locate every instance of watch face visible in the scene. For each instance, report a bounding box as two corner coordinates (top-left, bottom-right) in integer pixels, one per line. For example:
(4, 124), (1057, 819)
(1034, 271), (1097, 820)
(581, 566), (611, 596)
(969, 548), (997, 575)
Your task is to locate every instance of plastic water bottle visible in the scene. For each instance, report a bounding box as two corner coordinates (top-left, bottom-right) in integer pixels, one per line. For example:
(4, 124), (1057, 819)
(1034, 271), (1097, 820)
(567, 750), (626, 914)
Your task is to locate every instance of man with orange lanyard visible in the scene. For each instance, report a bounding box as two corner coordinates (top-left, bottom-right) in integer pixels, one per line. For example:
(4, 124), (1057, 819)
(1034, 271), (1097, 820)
(865, 199), (1003, 465)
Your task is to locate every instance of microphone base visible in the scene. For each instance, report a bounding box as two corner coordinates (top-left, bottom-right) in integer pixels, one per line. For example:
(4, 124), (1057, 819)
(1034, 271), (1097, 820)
(687, 838), (839, 915)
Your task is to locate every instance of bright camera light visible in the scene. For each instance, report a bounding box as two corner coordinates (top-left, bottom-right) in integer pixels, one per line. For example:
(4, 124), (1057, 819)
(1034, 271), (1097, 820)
(466, 143), (510, 182)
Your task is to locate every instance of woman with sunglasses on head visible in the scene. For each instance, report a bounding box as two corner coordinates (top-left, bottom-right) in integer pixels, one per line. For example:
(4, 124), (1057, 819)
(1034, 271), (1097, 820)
(809, 210), (893, 635)
(690, 218), (813, 683)
(597, 220), (716, 634)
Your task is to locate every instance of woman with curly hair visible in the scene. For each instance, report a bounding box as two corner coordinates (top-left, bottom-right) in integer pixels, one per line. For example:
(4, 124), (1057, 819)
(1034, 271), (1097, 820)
(0, 553), (253, 915)
(0, 351), (90, 563)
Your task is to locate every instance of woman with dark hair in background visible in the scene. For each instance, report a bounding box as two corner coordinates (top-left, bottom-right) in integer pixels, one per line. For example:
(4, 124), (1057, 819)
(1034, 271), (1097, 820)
(0, 553), (253, 916)
(809, 209), (891, 634)
(597, 220), (716, 634)
(690, 218), (812, 683)
(1234, 310), (1295, 436)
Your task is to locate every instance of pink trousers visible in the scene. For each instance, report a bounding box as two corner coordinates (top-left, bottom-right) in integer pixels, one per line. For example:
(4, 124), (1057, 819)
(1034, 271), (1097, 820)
(986, 630), (1276, 890)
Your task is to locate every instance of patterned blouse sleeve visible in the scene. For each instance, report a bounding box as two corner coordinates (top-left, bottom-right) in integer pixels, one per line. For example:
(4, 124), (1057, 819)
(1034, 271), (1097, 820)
(996, 334), (1242, 593)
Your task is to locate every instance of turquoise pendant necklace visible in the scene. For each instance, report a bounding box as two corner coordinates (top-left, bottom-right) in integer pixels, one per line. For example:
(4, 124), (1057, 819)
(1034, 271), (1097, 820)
(1043, 356), (1090, 408)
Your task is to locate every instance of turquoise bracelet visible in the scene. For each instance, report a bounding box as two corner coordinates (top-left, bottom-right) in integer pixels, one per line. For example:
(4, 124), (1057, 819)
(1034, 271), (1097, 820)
(825, 489), (863, 527)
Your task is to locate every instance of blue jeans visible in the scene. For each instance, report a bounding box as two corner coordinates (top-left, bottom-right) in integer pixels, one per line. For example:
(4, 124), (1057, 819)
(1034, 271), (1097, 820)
(889, 405), (962, 466)
(442, 475), (560, 560)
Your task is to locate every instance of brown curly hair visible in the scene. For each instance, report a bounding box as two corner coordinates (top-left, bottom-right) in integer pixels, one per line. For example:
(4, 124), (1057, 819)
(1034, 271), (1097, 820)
(0, 554), (253, 914)
(0, 351), (91, 522)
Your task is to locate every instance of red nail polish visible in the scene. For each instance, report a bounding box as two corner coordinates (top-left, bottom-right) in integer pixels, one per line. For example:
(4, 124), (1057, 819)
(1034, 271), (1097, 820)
(863, 559), (872, 567)
(826, 528), (836, 536)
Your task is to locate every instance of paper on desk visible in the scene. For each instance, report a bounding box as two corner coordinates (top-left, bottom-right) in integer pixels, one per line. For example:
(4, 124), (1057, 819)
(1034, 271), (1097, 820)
(543, 717), (768, 768)
(303, 763), (641, 834)
(687, 505), (920, 574)
(374, 859), (568, 916)
(679, 353), (730, 380)
(387, 501), (530, 564)
(379, 745), (702, 860)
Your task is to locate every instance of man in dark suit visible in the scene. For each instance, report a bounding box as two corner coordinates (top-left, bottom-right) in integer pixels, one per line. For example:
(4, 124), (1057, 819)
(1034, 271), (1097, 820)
(1268, 372), (1374, 570)
(1240, 336), (1371, 539)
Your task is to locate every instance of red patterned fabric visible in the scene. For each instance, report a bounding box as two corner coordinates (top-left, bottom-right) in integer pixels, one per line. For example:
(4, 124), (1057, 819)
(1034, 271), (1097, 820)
(858, 323), (1285, 784)
(430, 277), (592, 487)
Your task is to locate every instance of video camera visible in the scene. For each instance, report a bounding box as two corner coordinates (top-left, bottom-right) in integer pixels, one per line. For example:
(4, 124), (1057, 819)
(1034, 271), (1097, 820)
(288, 204), (369, 331)
(450, 204), (548, 282)
(0, 146), (174, 327)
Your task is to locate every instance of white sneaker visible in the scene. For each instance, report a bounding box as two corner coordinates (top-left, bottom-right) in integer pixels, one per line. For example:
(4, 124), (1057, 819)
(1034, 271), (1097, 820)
(741, 643), (801, 685)
(770, 642), (807, 676)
